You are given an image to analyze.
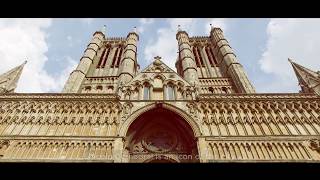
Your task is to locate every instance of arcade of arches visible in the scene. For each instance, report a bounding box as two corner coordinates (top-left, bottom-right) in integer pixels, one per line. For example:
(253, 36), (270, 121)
(124, 107), (199, 163)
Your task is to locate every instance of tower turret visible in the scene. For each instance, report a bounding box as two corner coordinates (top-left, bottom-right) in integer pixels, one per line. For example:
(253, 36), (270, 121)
(209, 27), (255, 93)
(118, 27), (139, 85)
(62, 29), (105, 93)
(176, 26), (199, 86)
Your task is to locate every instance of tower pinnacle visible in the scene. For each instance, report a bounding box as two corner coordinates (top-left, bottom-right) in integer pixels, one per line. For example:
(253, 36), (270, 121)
(177, 25), (181, 32)
(289, 58), (320, 95)
(0, 61), (26, 93)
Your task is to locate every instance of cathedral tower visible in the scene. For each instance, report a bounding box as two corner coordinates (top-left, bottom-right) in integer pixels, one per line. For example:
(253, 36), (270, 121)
(62, 30), (105, 93)
(62, 27), (139, 94)
(176, 26), (199, 86)
(118, 28), (139, 86)
(1, 25), (320, 163)
(175, 26), (255, 94)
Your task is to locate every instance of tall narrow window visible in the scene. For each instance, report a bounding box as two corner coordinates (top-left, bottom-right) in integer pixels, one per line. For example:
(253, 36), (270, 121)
(192, 47), (200, 67)
(97, 48), (107, 68)
(115, 46), (123, 68)
(166, 84), (175, 100)
(196, 47), (205, 67)
(205, 47), (215, 67)
(209, 47), (218, 65)
(178, 52), (183, 75)
(143, 84), (150, 100)
(101, 47), (111, 68)
(111, 47), (119, 68)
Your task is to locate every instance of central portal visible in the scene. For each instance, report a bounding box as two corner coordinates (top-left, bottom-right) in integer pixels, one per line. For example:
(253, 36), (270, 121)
(125, 107), (199, 163)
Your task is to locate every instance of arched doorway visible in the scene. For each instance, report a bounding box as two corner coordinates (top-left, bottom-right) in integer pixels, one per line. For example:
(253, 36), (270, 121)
(125, 106), (199, 163)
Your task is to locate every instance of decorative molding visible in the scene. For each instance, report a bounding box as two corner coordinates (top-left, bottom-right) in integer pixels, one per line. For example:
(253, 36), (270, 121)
(0, 93), (120, 101)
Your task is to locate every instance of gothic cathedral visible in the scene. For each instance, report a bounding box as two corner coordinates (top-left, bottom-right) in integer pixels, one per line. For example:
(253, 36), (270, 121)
(1, 26), (320, 163)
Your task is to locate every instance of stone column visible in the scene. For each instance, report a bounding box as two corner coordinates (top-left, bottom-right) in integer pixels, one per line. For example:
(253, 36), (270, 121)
(118, 29), (139, 86)
(149, 86), (153, 100)
(210, 27), (255, 93)
(62, 31), (105, 93)
(197, 137), (209, 162)
(174, 85), (178, 100)
(113, 137), (124, 162)
(163, 84), (167, 100)
(138, 85), (143, 100)
(176, 29), (199, 86)
(104, 47), (117, 76)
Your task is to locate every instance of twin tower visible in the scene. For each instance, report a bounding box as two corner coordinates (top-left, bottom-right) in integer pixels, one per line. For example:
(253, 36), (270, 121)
(62, 26), (255, 97)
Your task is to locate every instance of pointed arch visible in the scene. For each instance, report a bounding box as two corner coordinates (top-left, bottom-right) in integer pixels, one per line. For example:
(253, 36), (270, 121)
(119, 102), (201, 137)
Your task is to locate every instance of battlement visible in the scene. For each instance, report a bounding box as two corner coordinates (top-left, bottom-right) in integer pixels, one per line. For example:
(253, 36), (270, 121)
(106, 37), (126, 42)
(189, 36), (210, 44)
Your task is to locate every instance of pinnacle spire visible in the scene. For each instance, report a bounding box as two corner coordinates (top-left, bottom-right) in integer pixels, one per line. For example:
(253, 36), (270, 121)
(0, 61), (26, 93)
(289, 58), (320, 95)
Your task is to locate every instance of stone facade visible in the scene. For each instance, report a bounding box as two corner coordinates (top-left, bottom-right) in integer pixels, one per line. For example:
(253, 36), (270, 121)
(0, 27), (320, 163)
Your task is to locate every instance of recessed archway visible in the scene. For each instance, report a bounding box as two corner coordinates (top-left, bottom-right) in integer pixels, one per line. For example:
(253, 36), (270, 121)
(124, 105), (199, 163)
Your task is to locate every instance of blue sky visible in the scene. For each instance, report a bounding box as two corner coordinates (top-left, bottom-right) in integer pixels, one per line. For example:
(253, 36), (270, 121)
(1, 18), (320, 93)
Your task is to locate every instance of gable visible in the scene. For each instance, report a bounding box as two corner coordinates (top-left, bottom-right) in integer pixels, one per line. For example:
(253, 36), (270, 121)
(142, 57), (176, 74)
(123, 57), (192, 89)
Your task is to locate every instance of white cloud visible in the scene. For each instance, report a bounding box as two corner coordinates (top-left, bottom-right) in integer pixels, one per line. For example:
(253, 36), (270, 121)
(0, 18), (76, 93)
(80, 18), (94, 25)
(143, 18), (227, 70)
(137, 18), (154, 33)
(54, 56), (77, 91)
(259, 18), (320, 92)
(206, 18), (227, 33)
(140, 18), (154, 25)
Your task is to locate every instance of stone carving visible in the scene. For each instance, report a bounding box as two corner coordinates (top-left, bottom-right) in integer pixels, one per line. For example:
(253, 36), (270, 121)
(309, 139), (320, 154)
(121, 102), (133, 121)
(0, 140), (10, 149)
(186, 102), (199, 120)
(142, 129), (178, 153)
(0, 140), (10, 158)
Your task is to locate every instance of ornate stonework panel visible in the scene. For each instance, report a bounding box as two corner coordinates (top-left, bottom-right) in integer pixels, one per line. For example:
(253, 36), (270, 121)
(205, 139), (317, 162)
(0, 139), (114, 162)
(0, 100), (122, 137)
(0, 93), (319, 162)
